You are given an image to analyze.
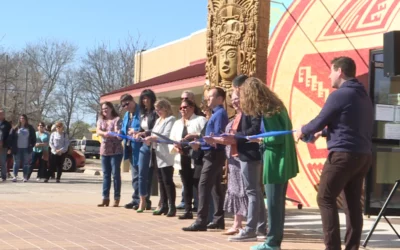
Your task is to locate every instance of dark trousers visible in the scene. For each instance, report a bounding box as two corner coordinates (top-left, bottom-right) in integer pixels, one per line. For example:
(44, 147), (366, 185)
(180, 155), (194, 213)
(157, 166), (176, 207)
(196, 150), (226, 226)
(318, 152), (371, 250)
(28, 151), (45, 179)
(47, 153), (65, 180)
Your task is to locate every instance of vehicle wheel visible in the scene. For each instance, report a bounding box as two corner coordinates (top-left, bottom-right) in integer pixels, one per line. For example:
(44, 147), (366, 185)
(63, 155), (76, 172)
(95, 155), (100, 159)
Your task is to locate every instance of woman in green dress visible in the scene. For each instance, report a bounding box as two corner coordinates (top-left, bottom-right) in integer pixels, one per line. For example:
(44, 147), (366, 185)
(240, 77), (299, 250)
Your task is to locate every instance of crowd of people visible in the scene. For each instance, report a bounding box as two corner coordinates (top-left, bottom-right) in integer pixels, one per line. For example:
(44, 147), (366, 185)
(0, 56), (373, 250)
(95, 56), (373, 250)
(0, 115), (70, 183)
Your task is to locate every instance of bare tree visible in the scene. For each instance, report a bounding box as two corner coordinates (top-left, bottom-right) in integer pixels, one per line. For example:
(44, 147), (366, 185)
(79, 34), (149, 115)
(24, 39), (77, 120)
(51, 70), (83, 136)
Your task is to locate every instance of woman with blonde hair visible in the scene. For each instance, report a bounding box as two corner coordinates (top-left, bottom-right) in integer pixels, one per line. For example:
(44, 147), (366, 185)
(46, 121), (70, 183)
(240, 77), (299, 250)
(143, 99), (176, 216)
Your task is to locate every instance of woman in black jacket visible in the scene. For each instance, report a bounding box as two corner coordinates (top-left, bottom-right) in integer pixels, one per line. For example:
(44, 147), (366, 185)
(134, 89), (158, 212)
(7, 114), (36, 182)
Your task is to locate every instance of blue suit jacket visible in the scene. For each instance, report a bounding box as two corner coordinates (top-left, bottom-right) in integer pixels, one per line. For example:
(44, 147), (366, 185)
(121, 105), (142, 166)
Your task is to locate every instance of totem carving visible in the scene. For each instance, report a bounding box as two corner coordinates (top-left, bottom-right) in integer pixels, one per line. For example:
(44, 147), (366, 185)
(206, 0), (269, 96)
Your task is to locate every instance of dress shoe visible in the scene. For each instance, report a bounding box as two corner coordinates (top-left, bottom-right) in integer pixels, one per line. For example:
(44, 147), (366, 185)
(124, 202), (138, 209)
(153, 206), (168, 215)
(178, 212), (193, 220)
(113, 200), (120, 207)
(97, 199), (110, 207)
(166, 204), (176, 217)
(207, 222), (225, 230)
(182, 222), (207, 231)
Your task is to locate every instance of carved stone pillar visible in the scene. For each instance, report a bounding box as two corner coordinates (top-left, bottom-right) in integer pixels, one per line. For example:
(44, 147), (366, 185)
(205, 0), (270, 117)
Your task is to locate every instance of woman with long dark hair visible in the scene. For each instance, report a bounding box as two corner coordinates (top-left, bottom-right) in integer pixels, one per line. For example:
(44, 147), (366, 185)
(7, 114), (36, 182)
(97, 102), (123, 207)
(134, 89), (158, 212)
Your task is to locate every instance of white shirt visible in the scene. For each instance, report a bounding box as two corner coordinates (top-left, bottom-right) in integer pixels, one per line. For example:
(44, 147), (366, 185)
(169, 114), (207, 169)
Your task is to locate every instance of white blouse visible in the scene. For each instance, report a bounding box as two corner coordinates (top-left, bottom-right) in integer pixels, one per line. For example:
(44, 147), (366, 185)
(169, 114), (207, 170)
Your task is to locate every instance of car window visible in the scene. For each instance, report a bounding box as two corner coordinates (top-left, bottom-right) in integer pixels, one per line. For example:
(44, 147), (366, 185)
(85, 140), (100, 146)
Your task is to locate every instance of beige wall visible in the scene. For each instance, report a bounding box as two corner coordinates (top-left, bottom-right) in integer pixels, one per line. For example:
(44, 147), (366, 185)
(134, 29), (206, 82)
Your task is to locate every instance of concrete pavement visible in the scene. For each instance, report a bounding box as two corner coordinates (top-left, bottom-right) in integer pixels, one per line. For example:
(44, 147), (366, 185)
(0, 163), (398, 249)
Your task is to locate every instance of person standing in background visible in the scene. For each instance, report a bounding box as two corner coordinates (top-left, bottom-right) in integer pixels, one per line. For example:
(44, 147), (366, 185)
(0, 109), (11, 181)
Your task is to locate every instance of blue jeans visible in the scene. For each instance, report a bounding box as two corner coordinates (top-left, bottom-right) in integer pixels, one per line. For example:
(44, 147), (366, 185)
(13, 148), (31, 178)
(28, 151), (45, 179)
(264, 182), (288, 247)
(137, 144), (151, 197)
(128, 147), (152, 205)
(101, 154), (123, 200)
(240, 160), (267, 234)
(0, 148), (7, 180)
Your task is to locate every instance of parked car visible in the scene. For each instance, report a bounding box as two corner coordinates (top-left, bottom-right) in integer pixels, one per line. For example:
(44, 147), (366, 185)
(8, 149), (85, 173)
(80, 139), (100, 159)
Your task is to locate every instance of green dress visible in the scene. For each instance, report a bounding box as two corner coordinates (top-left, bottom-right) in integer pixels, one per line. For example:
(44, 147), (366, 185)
(261, 108), (299, 184)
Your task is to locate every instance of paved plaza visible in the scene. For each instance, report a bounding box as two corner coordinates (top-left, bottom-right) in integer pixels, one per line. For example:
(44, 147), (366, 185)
(0, 162), (399, 250)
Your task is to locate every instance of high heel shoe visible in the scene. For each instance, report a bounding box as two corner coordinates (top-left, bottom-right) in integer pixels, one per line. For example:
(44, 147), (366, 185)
(97, 199), (110, 207)
(166, 204), (176, 217)
(153, 206), (168, 215)
(136, 199), (146, 213)
(113, 200), (120, 207)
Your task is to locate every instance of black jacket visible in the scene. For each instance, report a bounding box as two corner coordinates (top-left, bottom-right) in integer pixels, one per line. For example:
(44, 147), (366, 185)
(236, 114), (261, 162)
(0, 120), (11, 149)
(7, 125), (37, 154)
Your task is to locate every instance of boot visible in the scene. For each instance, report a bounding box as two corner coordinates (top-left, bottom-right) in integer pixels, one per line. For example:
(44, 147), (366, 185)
(178, 210), (193, 219)
(113, 200), (120, 207)
(153, 206), (169, 215)
(97, 199), (110, 207)
(166, 204), (176, 217)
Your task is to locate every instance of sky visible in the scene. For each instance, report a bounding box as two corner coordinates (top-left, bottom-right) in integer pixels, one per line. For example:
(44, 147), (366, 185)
(0, 0), (293, 125)
(0, 0), (208, 56)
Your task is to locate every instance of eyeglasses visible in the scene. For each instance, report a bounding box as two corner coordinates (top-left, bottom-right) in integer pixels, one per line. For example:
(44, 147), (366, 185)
(180, 106), (189, 110)
(121, 102), (129, 108)
(181, 97), (188, 101)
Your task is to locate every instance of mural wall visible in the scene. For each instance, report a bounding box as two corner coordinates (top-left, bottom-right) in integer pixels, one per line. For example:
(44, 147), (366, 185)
(268, 0), (400, 207)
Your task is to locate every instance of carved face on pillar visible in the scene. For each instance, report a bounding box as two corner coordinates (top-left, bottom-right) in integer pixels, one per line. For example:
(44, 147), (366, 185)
(219, 45), (238, 81)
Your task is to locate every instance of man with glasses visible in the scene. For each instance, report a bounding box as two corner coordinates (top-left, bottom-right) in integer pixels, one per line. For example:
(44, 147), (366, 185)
(0, 109), (11, 181)
(120, 94), (143, 210)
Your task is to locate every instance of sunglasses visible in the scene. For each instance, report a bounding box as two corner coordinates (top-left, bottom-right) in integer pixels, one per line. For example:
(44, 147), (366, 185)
(121, 102), (129, 108)
(181, 97), (189, 101)
(180, 106), (190, 110)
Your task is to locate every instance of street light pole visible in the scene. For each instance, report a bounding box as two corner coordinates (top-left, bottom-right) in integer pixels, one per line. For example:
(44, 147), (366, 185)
(24, 69), (28, 113)
(3, 54), (8, 107)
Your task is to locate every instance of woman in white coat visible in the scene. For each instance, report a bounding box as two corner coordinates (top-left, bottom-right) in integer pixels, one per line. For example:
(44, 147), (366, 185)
(143, 99), (176, 217)
(169, 99), (207, 220)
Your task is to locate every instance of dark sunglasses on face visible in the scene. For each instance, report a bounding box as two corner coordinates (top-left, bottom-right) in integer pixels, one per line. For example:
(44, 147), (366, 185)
(121, 102), (129, 108)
